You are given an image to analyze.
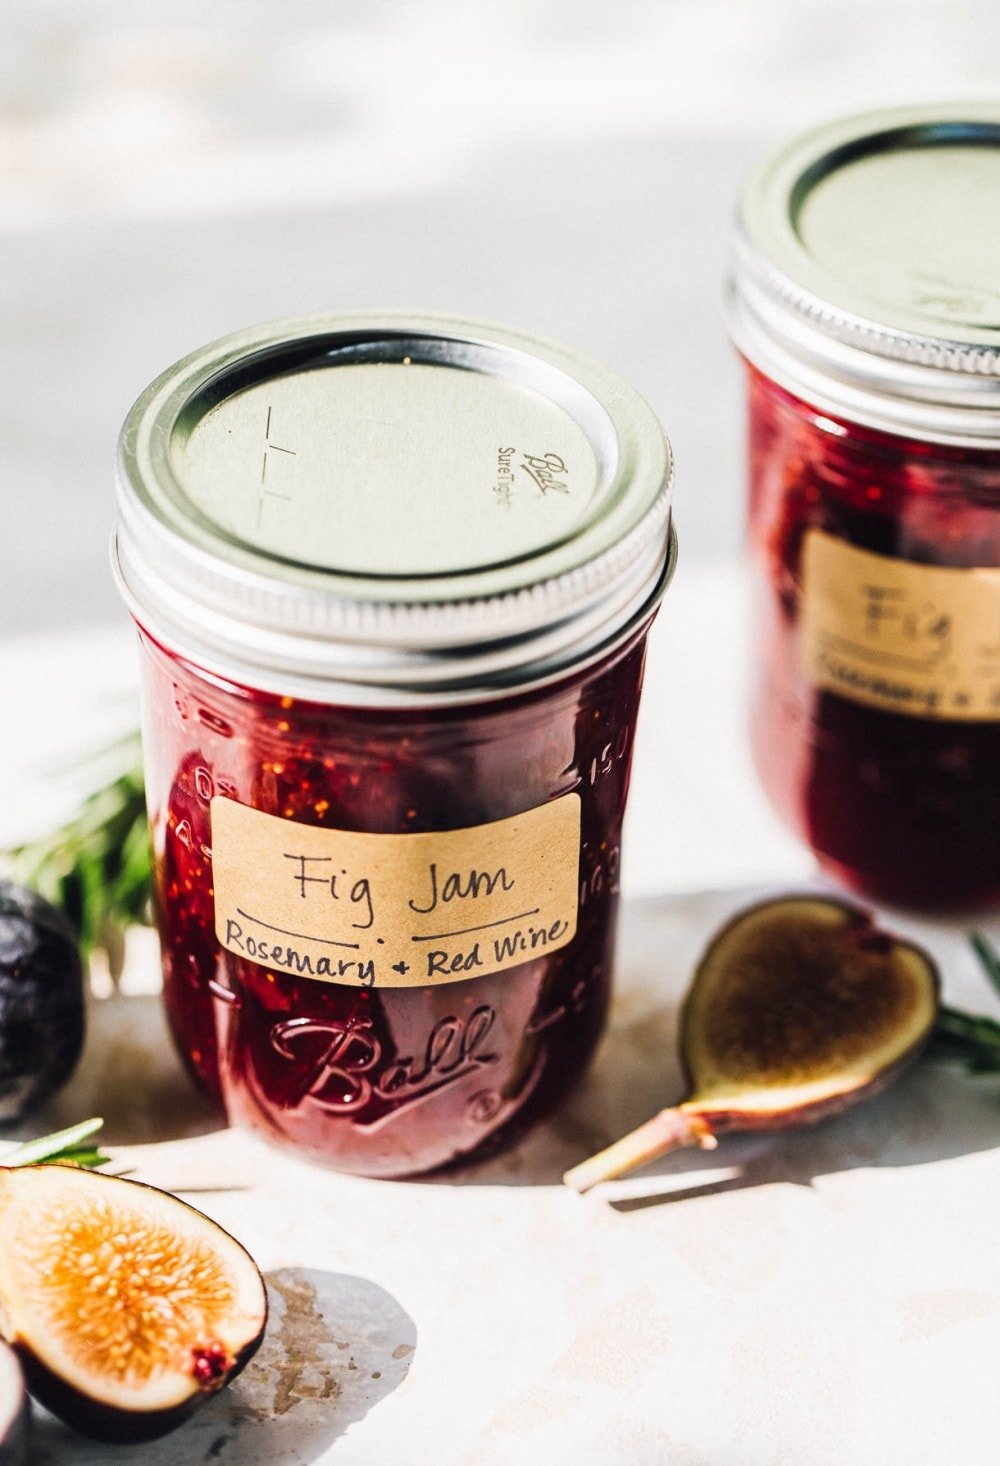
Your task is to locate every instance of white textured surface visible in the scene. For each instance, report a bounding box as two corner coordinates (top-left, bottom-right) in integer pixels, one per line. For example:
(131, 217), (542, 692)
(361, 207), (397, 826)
(22, 899), (1000, 1466)
(2, 574), (1000, 1465)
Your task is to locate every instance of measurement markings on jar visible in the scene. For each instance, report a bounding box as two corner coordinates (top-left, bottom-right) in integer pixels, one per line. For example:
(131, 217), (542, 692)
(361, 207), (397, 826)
(257, 405), (298, 528)
(211, 794), (581, 988)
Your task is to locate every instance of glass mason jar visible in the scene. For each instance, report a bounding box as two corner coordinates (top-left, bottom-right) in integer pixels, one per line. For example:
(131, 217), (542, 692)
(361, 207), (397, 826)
(114, 312), (674, 1176)
(729, 105), (1000, 911)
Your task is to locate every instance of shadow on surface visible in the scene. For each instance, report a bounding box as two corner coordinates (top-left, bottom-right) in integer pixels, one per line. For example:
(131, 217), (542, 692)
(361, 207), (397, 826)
(604, 1061), (1000, 1212)
(32, 1267), (417, 1466)
(13, 992), (225, 1149)
(447, 885), (1000, 1195)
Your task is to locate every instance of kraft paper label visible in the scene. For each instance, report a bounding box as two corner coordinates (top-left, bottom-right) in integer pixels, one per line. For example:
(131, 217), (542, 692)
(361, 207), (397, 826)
(801, 529), (1000, 721)
(211, 794), (580, 988)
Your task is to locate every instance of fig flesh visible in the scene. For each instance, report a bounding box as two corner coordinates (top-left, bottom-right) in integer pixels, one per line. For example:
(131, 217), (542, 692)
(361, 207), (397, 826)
(0, 1342), (28, 1465)
(0, 1166), (266, 1442)
(565, 896), (939, 1193)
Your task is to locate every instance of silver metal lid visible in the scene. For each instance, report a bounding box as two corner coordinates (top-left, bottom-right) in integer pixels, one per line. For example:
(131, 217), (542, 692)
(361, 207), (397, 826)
(729, 103), (1000, 445)
(114, 311), (673, 704)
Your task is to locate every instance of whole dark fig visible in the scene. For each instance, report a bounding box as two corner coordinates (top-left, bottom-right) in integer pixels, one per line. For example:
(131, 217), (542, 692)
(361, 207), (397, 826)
(0, 1341), (28, 1465)
(0, 880), (85, 1124)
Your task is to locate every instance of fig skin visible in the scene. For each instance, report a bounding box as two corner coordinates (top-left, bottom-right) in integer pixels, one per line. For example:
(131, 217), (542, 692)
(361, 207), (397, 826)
(565, 895), (940, 1192)
(0, 1342), (28, 1465)
(0, 881), (85, 1124)
(12, 1325), (264, 1445)
(0, 1168), (267, 1444)
(677, 894), (941, 1136)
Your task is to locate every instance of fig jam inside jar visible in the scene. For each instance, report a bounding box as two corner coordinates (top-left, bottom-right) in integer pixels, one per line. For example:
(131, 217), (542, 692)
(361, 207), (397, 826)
(114, 312), (674, 1176)
(730, 106), (1000, 911)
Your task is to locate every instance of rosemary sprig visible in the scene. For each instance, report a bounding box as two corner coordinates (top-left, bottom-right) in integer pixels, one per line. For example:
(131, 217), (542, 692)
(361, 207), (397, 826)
(926, 931), (1000, 1076)
(7, 733), (151, 979)
(968, 930), (1000, 1002)
(930, 1005), (1000, 1072)
(0, 1118), (110, 1170)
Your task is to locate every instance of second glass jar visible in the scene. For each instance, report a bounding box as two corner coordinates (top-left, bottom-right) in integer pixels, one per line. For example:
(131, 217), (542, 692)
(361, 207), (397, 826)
(746, 368), (1000, 909)
(731, 104), (1000, 910)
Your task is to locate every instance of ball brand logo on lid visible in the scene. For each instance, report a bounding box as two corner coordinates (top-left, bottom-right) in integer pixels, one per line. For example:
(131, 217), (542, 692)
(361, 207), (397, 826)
(729, 103), (1000, 444)
(491, 445), (572, 510)
(518, 449), (570, 496)
(115, 312), (674, 703)
(181, 357), (602, 578)
(907, 268), (1000, 327)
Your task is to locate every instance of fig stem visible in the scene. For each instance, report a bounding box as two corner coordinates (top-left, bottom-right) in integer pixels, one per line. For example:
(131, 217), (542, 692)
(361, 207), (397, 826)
(563, 1108), (717, 1194)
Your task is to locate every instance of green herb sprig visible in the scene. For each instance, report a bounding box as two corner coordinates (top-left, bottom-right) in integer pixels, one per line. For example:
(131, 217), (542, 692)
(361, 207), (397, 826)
(7, 734), (151, 980)
(0, 1119), (110, 1171)
(928, 930), (1000, 1075)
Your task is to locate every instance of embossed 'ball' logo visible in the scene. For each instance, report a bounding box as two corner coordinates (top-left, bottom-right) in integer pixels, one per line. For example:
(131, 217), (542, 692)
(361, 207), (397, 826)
(269, 1005), (500, 1121)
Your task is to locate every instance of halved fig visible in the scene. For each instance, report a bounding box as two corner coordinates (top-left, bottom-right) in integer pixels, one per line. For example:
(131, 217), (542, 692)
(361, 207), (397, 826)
(564, 895), (939, 1193)
(0, 1342), (28, 1465)
(0, 1166), (266, 1442)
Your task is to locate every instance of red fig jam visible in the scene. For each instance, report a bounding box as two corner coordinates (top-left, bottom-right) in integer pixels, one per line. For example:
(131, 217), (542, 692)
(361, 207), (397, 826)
(142, 626), (648, 1174)
(746, 368), (1000, 909)
(731, 106), (1000, 911)
(115, 312), (673, 1175)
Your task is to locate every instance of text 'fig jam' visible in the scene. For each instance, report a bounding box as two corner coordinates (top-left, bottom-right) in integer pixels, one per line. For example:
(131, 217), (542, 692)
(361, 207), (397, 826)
(730, 105), (1000, 910)
(115, 312), (674, 1175)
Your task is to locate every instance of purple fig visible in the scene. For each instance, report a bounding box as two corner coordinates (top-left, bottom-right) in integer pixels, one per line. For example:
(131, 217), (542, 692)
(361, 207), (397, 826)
(565, 896), (939, 1192)
(0, 1166), (266, 1442)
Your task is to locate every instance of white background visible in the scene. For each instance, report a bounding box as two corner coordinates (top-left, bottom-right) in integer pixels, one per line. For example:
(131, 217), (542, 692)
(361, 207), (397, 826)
(4, 1), (1000, 632)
